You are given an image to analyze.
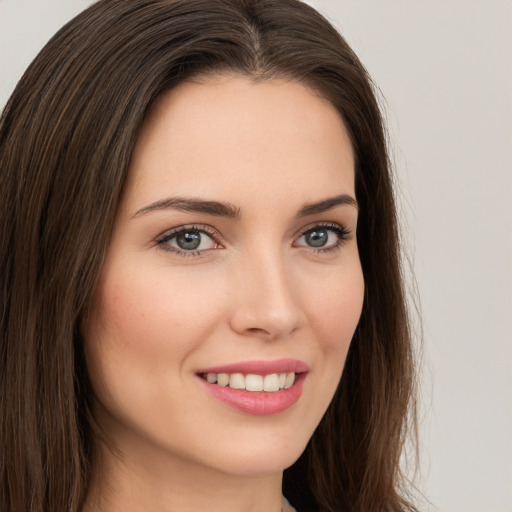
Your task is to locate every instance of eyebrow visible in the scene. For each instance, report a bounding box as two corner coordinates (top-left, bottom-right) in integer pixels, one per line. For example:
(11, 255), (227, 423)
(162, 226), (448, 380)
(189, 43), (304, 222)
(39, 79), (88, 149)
(297, 194), (358, 217)
(132, 197), (241, 219)
(132, 193), (358, 219)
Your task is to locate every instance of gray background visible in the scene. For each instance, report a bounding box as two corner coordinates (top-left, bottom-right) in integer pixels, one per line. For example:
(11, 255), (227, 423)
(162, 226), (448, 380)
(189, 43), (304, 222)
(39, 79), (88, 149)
(1, 1), (511, 511)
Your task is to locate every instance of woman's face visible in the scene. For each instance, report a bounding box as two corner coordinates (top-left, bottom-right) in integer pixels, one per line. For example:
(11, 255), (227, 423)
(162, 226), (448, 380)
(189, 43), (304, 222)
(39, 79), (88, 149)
(83, 75), (364, 478)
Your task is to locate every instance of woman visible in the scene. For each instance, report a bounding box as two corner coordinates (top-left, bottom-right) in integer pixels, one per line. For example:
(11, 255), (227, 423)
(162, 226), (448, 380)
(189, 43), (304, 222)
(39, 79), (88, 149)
(0, 1), (418, 511)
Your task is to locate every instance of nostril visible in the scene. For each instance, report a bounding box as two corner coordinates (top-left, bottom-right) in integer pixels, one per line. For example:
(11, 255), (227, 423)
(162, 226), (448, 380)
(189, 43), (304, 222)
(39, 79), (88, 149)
(247, 327), (269, 334)
(228, 277), (301, 338)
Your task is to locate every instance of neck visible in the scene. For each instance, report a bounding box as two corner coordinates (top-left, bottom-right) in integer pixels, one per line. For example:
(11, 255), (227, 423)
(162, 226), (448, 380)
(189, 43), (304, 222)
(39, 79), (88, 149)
(82, 439), (285, 512)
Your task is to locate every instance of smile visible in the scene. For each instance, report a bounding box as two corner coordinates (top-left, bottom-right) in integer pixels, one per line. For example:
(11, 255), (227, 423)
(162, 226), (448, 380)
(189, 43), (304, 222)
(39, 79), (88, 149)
(196, 359), (308, 415)
(200, 372), (296, 392)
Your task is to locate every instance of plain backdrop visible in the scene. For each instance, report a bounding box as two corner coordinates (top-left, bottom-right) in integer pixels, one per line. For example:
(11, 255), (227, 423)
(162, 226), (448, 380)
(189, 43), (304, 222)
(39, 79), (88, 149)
(1, 1), (511, 511)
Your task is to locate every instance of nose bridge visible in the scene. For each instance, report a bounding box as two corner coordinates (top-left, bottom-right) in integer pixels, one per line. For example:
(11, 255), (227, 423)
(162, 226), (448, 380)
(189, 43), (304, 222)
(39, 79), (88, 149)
(230, 245), (300, 338)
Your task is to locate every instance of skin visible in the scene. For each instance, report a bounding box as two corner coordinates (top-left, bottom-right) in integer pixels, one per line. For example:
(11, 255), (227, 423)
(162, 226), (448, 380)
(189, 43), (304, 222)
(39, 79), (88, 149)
(82, 75), (365, 512)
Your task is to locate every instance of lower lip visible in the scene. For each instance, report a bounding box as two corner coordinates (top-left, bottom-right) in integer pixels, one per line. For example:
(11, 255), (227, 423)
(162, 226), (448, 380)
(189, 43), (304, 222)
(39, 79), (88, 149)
(198, 373), (307, 415)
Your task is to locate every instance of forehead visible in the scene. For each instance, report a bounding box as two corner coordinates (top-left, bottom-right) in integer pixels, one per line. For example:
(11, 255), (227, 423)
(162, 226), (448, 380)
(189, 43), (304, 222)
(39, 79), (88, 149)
(124, 75), (355, 211)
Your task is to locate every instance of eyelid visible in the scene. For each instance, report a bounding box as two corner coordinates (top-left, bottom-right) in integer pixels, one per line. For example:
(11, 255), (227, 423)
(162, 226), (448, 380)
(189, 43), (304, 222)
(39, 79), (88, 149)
(294, 221), (351, 237)
(293, 222), (352, 251)
(154, 221), (352, 258)
(155, 224), (223, 257)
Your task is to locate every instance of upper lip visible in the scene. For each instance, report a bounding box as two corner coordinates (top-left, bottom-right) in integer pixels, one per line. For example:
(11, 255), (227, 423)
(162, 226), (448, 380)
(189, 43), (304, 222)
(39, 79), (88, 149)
(196, 358), (309, 375)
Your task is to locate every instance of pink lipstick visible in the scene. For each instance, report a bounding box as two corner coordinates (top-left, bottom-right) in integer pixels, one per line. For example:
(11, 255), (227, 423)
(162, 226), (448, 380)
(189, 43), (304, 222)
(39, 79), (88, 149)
(196, 358), (308, 415)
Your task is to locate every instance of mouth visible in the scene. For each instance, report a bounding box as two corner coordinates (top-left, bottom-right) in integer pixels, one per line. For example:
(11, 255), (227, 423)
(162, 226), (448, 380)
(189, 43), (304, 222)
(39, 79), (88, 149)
(199, 371), (298, 392)
(196, 359), (308, 415)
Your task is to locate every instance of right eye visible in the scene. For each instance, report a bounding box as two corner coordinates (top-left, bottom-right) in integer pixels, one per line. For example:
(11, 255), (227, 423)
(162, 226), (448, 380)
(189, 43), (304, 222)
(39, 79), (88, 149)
(157, 226), (221, 256)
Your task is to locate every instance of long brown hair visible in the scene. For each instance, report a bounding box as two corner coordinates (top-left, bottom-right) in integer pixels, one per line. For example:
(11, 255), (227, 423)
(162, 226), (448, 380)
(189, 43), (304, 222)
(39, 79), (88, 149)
(0, 1), (417, 510)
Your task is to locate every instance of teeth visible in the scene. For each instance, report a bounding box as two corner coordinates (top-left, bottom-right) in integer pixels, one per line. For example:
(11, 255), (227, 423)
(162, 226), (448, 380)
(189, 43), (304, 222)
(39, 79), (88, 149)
(229, 373), (245, 389)
(284, 372), (295, 389)
(202, 372), (297, 392)
(245, 374), (263, 391)
(263, 373), (280, 392)
(217, 373), (229, 386)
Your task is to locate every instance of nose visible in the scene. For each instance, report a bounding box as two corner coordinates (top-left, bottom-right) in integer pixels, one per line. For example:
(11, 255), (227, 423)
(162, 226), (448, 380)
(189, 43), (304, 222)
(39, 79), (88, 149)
(229, 250), (302, 340)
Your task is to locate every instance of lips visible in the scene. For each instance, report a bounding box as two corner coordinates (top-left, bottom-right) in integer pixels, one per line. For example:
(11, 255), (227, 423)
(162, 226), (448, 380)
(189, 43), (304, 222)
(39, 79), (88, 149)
(196, 359), (308, 415)
(200, 371), (296, 392)
(196, 359), (309, 375)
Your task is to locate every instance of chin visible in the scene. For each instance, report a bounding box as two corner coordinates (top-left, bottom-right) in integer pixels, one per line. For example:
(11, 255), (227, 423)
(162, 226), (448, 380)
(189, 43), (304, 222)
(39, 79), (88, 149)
(201, 427), (312, 477)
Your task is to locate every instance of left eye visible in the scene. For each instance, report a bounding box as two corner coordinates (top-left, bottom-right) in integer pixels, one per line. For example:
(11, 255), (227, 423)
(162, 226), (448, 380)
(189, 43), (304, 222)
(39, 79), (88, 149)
(159, 228), (218, 252)
(295, 226), (346, 249)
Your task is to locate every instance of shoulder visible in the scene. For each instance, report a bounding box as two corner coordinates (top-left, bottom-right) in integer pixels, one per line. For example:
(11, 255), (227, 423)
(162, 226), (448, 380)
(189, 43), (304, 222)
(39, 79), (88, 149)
(282, 496), (297, 512)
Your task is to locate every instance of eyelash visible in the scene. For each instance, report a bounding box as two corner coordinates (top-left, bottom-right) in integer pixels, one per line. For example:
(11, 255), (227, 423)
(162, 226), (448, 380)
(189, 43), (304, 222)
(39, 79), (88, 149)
(155, 223), (351, 258)
(295, 223), (351, 253)
(156, 224), (219, 258)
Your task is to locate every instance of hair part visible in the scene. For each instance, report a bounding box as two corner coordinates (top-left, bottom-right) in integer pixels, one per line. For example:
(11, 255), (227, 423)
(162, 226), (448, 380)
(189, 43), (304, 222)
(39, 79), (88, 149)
(0, 1), (418, 510)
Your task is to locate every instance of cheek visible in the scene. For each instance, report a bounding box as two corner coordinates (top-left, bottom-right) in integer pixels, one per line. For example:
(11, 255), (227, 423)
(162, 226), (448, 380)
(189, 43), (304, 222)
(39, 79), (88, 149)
(86, 263), (220, 359)
(82, 263), (227, 434)
(82, 265), (214, 411)
(295, 262), (364, 432)
(306, 265), (365, 352)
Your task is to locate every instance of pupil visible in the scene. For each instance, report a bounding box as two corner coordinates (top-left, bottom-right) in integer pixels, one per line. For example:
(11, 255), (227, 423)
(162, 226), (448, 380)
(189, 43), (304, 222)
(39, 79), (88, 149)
(177, 231), (201, 250)
(306, 228), (327, 247)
